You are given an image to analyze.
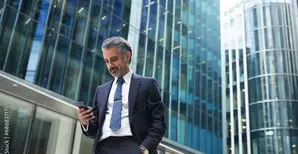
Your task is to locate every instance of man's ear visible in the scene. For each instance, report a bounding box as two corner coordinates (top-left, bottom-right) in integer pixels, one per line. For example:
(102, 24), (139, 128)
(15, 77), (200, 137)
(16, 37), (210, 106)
(126, 51), (132, 62)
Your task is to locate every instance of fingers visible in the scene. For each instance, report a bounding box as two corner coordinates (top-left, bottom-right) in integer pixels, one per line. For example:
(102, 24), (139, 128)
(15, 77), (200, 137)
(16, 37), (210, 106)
(82, 112), (93, 119)
(77, 108), (91, 114)
(81, 114), (95, 125)
(77, 108), (95, 122)
(85, 115), (95, 121)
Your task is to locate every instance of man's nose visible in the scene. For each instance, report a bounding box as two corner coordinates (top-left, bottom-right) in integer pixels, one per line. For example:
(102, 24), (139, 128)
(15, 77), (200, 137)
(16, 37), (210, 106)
(107, 63), (113, 69)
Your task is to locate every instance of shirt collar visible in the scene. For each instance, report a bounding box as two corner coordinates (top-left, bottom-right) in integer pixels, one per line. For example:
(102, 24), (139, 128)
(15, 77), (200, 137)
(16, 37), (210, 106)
(114, 69), (133, 84)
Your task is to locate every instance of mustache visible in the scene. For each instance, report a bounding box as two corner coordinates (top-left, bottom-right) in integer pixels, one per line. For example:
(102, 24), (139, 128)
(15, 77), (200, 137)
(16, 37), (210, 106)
(109, 68), (117, 71)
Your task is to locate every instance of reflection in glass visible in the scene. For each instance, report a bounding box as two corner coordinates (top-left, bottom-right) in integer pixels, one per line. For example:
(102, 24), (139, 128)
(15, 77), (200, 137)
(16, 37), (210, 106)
(36, 28), (57, 88)
(251, 130), (298, 154)
(113, 0), (123, 17)
(0, 7), (17, 68)
(140, 4), (148, 36)
(49, 36), (70, 93)
(193, 107), (200, 149)
(145, 39), (154, 76)
(0, 92), (34, 154)
(170, 108), (178, 141)
(120, 20), (129, 38)
(61, 0), (76, 37)
(187, 104), (193, 147)
(87, 2), (101, 50)
(28, 106), (75, 154)
(110, 15), (122, 36)
(5, 13), (30, 76)
(20, 0), (40, 16)
(47, 0), (63, 30)
(63, 42), (83, 100)
(136, 34), (146, 75)
(97, 8), (111, 49)
(34, 0), (51, 25)
(155, 45), (164, 84)
(122, 0), (131, 23)
(73, 0), (90, 45)
(200, 111), (206, 152)
(25, 21), (46, 82)
(148, 2), (157, 40)
(78, 50), (93, 104)
(9, 0), (21, 9)
(178, 112), (186, 144)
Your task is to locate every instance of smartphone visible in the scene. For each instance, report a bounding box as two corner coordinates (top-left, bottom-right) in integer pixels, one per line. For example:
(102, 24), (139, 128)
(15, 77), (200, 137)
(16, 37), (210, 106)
(75, 102), (98, 113)
(75, 102), (90, 111)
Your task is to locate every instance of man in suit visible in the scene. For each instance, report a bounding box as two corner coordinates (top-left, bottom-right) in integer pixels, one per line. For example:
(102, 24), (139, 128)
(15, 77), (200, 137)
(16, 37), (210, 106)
(77, 36), (166, 154)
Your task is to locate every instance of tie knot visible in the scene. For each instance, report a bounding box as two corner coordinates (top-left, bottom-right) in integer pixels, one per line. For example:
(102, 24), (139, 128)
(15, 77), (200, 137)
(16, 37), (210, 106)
(117, 77), (124, 84)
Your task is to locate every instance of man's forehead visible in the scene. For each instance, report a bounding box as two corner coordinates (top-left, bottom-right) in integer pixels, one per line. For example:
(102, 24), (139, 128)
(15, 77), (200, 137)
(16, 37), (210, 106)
(103, 47), (121, 52)
(105, 55), (118, 60)
(103, 49), (122, 59)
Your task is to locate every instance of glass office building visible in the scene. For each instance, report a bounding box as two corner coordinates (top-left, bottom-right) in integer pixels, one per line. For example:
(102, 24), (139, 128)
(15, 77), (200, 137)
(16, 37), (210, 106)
(222, 0), (298, 153)
(0, 0), (222, 153)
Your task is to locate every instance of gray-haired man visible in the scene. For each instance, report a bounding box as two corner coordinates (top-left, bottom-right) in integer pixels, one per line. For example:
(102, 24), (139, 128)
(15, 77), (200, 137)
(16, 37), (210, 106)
(77, 36), (166, 154)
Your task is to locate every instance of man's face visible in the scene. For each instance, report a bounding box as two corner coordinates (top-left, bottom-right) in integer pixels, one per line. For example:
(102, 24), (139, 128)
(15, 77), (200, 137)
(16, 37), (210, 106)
(103, 47), (131, 77)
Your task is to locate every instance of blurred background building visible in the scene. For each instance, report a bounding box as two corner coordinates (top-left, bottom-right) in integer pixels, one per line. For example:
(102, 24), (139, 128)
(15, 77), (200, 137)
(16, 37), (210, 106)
(0, 0), (222, 154)
(221, 0), (298, 153)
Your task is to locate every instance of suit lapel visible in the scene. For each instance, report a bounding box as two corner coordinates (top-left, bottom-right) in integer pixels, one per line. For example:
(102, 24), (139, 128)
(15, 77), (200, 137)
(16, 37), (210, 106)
(128, 73), (140, 122)
(99, 80), (113, 122)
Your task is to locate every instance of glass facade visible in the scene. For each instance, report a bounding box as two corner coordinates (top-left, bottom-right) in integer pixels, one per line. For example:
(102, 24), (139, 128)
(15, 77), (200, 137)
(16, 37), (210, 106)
(136, 1), (222, 153)
(222, 1), (298, 154)
(0, 0), (222, 153)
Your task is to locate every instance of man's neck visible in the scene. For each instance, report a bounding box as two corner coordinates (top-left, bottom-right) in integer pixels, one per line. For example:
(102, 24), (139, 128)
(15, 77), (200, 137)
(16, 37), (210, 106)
(122, 67), (131, 77)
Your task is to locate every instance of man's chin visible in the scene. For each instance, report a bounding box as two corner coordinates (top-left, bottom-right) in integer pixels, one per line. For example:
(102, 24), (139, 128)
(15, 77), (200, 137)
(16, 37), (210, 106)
(110, 72), (120, 77)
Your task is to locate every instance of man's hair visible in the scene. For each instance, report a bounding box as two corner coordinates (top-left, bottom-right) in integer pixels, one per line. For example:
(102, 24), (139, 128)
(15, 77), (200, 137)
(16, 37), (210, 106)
(102, 36), (132, 63)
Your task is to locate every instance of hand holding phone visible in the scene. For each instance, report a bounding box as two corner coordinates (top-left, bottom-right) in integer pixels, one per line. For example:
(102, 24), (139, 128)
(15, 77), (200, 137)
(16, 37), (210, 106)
(76, 102), (90, 110)
(76, 102), (98, 113)
(76, 102), (95, 125)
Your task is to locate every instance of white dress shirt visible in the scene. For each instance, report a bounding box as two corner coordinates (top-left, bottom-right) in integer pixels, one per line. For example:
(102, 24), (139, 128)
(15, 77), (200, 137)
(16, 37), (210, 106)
(82, 70), (133, 141)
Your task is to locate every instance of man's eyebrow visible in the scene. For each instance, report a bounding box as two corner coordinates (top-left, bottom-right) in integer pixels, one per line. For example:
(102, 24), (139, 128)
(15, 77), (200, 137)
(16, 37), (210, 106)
(105, 56), (117, 61)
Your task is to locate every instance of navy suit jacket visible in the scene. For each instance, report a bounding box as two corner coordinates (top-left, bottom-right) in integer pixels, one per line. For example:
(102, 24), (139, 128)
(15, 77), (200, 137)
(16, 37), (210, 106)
(82, 74), (166, 154)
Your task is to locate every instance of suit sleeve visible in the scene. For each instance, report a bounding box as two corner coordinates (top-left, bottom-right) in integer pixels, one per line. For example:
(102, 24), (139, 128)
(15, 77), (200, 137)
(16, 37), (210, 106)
(81, 86), (99, 139)
(141, 79), (166, 151)
(81, 122), (89, 131)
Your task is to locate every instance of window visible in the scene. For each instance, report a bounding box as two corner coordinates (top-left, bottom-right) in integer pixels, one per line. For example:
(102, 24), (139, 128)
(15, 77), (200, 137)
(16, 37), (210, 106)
(0, 92), (34, 154)
(49, 36), (70, 94)
(0, 7), (17, 68)
(28, 106), (75, 154)
(5, 13), (31, 75)
(62, 42), (83, 100)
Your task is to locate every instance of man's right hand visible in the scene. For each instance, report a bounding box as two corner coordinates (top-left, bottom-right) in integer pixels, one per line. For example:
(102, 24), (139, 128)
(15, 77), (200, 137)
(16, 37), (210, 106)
(77, 108), (95, 125)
